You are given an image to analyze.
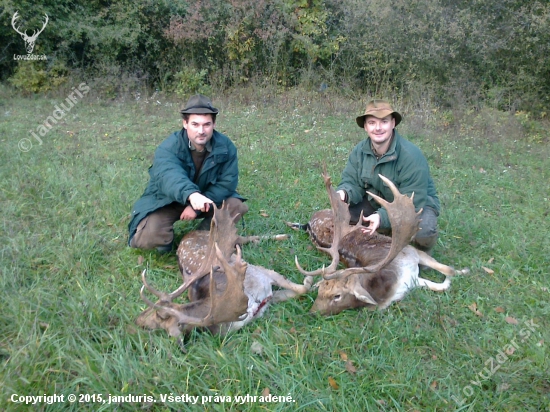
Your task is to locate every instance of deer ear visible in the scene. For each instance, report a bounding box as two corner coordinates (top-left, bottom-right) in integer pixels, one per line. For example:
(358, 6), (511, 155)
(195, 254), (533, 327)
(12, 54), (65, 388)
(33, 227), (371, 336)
(349, 278), (378, 305)
(167, 323), (182, 337)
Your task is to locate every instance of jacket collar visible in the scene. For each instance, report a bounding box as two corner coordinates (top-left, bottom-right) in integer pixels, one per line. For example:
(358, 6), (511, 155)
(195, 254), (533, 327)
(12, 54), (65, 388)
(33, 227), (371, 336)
(181, 129), (226, 155)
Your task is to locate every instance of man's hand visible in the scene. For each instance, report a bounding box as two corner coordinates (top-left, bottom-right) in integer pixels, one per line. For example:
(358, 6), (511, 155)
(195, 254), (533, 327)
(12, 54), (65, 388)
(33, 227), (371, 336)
(361, 213), (380, 235)
(336, 190), (346, 202)
(180, 205), (198, 221)
(188, 192), (213, 213)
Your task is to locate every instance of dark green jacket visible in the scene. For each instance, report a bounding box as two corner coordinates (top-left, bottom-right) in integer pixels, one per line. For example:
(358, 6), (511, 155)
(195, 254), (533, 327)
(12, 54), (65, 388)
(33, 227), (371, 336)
(336, 130), (440, 229)
(128, 129), (243, 243)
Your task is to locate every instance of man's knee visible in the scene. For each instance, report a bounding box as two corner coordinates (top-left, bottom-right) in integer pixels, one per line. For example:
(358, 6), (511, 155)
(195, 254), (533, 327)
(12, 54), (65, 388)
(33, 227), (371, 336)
(413, 207), (439, 253)
(413, 232), (438, 253)
(129, 204), (183, 250)
(130, 215), (175, 249)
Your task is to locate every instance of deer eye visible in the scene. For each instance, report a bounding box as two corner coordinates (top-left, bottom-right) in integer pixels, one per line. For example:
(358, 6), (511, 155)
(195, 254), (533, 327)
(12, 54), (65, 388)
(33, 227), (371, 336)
(332, 294), (342, 302)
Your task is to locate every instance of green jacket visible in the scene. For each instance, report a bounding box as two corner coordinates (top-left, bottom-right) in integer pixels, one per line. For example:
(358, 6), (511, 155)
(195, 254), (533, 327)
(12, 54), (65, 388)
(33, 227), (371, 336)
(336, 130), (440, 229)
(128, 129), (243, 243)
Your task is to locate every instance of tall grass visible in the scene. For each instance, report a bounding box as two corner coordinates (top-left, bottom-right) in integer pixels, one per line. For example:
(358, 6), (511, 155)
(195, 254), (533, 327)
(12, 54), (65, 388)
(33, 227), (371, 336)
(0, 85), (548, 411)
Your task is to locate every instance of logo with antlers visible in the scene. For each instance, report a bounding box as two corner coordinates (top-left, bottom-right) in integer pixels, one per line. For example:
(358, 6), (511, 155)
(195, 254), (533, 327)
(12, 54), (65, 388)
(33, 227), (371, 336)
(12, 11), (49, 54)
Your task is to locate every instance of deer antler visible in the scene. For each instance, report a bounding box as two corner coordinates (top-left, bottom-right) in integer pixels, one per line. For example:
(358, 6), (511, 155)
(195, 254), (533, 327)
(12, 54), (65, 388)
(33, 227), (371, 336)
(201, 243), (248, 324)
(140, 269), (188, 303)
(323, 174), (422, 279)
(175, 201), (240, 293)
(139, 202), (249, 329)
(140, 243), (248, 327)
(139, 203), (236, 314)
(295, 171), (364, 276)
(187, 201), (239, 278)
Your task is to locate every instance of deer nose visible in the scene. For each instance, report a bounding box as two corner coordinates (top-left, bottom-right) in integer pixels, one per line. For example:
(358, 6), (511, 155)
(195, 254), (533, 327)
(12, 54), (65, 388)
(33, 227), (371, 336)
(308, 305), (322, 315)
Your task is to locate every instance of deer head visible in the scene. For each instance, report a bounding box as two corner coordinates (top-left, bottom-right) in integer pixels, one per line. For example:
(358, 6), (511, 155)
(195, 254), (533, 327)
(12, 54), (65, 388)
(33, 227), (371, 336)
(12, 12), (49, 54)
(136, 203), (249, 337)
(310, 275), (378, 315)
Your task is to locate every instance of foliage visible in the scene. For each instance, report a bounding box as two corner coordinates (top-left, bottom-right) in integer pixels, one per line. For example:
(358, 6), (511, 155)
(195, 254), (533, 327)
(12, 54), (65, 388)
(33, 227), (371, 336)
(1, 0), (183, 88)
(1, 0), (550, 111)
(514, 111), (547, 144)
(8, 60), (68, 94)
(0, 89), (549, 411)
(172, 67), (212, 98)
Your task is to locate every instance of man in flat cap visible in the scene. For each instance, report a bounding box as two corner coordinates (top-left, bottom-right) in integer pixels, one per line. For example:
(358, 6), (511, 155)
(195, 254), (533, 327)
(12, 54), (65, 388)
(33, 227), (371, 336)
(336, 99), (440, 254)
(128, 94), (247, 251)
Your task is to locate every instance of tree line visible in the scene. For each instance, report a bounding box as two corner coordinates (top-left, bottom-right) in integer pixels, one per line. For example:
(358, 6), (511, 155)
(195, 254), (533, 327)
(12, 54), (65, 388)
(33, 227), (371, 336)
(1, 0), (549, 113)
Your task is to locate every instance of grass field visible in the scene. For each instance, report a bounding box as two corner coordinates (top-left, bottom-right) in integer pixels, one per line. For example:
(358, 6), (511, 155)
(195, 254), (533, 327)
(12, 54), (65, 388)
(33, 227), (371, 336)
(1, 84), (549, 411)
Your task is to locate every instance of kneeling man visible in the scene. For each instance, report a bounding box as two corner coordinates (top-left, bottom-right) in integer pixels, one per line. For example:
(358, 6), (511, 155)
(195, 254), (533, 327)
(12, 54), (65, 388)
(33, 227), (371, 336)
(336, 99), (440, 254)
(128, 94), (247, 252)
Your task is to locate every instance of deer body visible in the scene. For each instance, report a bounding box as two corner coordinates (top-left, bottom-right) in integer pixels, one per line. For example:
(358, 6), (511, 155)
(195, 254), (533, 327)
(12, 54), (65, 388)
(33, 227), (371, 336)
(137, 205), (312, 338)
(294, 173), (469, 316)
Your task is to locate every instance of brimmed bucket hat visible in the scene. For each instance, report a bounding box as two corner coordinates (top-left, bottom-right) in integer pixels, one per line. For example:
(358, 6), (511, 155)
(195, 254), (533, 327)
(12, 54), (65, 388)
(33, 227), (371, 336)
(356, 99), (402, 128)
(180, 94), (219, 115)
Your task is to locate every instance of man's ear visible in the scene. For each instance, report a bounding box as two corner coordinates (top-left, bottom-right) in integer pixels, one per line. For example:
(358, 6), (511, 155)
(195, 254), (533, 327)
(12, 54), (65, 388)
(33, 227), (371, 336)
(182, 119), (188, 130)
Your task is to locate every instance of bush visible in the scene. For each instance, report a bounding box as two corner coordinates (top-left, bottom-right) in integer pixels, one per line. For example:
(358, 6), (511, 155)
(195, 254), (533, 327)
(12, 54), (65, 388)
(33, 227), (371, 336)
(8, 60), (68, 94)
(2, 0), (549, 113)
(172, 67), (212, 98)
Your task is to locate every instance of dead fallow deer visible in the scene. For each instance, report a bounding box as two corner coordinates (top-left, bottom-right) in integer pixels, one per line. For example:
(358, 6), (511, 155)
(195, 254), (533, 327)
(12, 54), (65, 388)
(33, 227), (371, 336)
(136, 203), (313, 338)
(292, 173), (469, 316)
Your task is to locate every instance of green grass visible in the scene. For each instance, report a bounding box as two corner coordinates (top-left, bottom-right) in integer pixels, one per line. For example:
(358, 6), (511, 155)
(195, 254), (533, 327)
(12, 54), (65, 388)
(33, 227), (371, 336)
(0, 86), (549, 411)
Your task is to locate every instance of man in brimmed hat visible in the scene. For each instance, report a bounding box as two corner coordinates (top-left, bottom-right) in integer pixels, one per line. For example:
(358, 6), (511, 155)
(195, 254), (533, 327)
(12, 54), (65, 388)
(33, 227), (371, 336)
(336, 99), (440, 253)
(128, 94), (247, 252)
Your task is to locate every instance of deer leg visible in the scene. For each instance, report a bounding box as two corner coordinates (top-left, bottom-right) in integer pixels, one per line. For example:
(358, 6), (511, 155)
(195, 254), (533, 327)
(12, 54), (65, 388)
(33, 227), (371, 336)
(236, 234), (289, 245)
(272, 289), (301, 302)
(416, 276), (451, 291)
(262, 268), (313, 302)
(417, 250), (470, 277)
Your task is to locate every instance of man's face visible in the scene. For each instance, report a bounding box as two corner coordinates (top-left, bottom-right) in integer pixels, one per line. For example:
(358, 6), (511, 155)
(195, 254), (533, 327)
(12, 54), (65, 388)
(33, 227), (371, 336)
(183, 114), (215, 150)
(364, 115), (395, 146)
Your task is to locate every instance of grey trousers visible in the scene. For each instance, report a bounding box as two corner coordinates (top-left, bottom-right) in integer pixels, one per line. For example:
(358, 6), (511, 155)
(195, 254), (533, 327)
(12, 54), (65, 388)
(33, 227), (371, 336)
(129, 198), (249, 250)
(349, 197), (438, 253)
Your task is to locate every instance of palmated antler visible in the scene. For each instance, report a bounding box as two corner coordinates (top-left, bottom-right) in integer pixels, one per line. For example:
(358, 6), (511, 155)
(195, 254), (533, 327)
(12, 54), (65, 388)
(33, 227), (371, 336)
(141, 204), (238, 308)
(178, 201), (240, 290)
(140, 243), (248, 327)
(139, 202), (250, 331)
(323, 174), (422, 279)
(295, 171), (364, 276)
(201, 243), (249, 324)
